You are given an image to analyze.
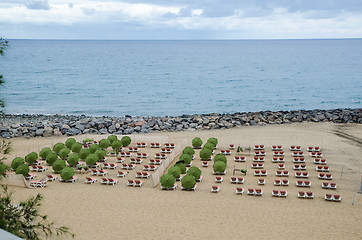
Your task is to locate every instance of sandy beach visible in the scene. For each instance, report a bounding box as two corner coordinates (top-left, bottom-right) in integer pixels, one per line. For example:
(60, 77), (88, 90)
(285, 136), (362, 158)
(3, 122), (362, 240)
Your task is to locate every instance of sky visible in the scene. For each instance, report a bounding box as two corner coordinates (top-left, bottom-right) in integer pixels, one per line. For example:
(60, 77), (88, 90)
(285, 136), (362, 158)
(0, 0), (362, 40)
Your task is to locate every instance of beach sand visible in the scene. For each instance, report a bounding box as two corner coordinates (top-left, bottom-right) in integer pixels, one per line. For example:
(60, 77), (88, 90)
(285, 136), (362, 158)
(4, 122), (362, 240)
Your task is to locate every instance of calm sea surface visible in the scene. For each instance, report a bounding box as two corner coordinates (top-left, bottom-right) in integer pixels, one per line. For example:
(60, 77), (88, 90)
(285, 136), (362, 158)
(0, 39), (361, 116)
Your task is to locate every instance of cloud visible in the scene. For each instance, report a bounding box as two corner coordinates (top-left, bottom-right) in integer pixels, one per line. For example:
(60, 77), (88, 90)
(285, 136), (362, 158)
(25, 0), (50, 10)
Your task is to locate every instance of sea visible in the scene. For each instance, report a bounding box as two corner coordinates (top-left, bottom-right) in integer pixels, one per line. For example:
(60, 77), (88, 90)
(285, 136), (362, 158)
(0, 39), (361, 117)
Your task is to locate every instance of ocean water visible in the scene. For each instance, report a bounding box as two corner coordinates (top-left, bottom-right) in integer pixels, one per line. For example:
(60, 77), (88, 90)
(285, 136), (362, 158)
(0, 39), (361, 117)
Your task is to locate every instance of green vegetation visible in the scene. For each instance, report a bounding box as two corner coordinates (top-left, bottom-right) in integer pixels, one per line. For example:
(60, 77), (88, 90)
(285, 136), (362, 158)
(182, 146), (195, 156)
(67, 153), (79, 166)
(71, 142), (82, 153)
(60, 167), (75, 181)
(58, 148), (70, 160)
(65, 138), (76, 149)
(107, 135), (118, 144)
(179, 154), (192, 165)
(11, 157), (24, 170)
(121, 136), (131, 147)
(187, 166), (202, 179)
(167, 166), (181, 179)
(99, 139), (110, 149)
(39, 147), (52, 159)
(160, 174), (176, 189)
(52, 160), (66, 173)
(199, 148), (212, 161)
(46, 152), (58, 166)
(53, 143), (65, 154)
(213, 161), (226, 173)
(78, 149), (90, 160)
(175, 162), (186, 174)
(192, 137), (203, 148)
(88, 144), (100, 154)
(214, 154), (227, 164)
(85, 154), (98, 167)
(82, 138), (93, 143)
(0, 162), (6, 176)
(203, 142), (215, 151)
(25, 152), (38, 165)
(181, 174), (196, 190)
(207, 137), (218, 146)
(15, 164), (29, 177)
(111, 140), (123, 154)
(95, 150), (106, 161)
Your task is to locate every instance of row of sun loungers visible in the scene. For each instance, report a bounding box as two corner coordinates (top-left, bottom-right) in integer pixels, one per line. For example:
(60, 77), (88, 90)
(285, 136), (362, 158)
(251, 163), (264, 169)
(149, 159), (163, 165)
(314, 158), (327, 164)
(318, 173), (333, 180)
(274, 179), (289, 186)
(160, 148), (173, 154)
(322, 182), (337, 189)
(296, 180), (312, 187)
(129, 158), (143, 164)
(155, 153), (167, 159)
(325, 194), (341, 201)
(30, 166), (48, 172)
(316, 165), (330, 172)
(103, 163), (117, 169)
(298, 191), (314, 198)
(30, 177), (48, 188)
(100, 178), (118, 185)
(247, 188), (263, 196)
(230, 177), (244, 184)
(295, 172), (309, 178)
(143, 165), (157, 171)
(121, 164), (136, 170)
(310, 152), (323, 157)
(91, 169), (109, 176)
(135, 172), (150, 178)
(127, 180), (143, 187)
(254, 170), (268, 176)
(272, 190), (288, 197)
(181, 185), (197, 191)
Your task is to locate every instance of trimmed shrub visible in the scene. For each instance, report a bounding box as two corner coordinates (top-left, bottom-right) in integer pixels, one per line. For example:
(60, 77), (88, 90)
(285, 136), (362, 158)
(52, 159), (66, 173)
(39, 147), (51, 159)
(111, 140), (123, 154)
(192, 137), (203, 148)
(25, 152), (38, 165)
(65, 138), (76, 149)
(11, 157), (24, 170)
(95, 150), (106, 161)
(53, 143), (65, 154)
(160, 174), (176, 189)
(78, 149), (90, 160)
(214, 154), (227, 164)
(107, 135), (118, 144)
(71, 142), (82, 153)
(179, 154), (192, 165)
(168, 166), (181, 179)
(99, 139), (110, 149)
(0, 163), (7, 176)
(85, 154), (98, 167)
(121, 136), (131, 147)
(203, 142), (215, 151)
(213, 161), (226, 173)
(175, 162), (186, 174)
(83, 138), (93, 143)
(58, 148), (70, 160)
(67, 153), (79, 166)
(89, 144), (100, 154)
(207, 137), (218, 146)
(16, 164), (29, 177)
(199, 148), (212, 161)
(46, 152), (58, 166)
(60, 167), (75, 181)
(187, 166), (202, 179)
(182, 147), (195, 156)
(181, 174), (196, 190)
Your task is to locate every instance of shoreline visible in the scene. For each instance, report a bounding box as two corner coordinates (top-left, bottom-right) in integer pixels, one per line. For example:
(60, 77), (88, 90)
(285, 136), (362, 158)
(1, 108), (361, 139)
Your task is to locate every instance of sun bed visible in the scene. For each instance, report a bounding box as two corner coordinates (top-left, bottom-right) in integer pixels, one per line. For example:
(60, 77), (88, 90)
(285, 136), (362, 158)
(98, 170), (109, 176)
(127, 180), (135, 186)
(333, 194), (341, 202)
(247, 188), (255, 195)
(272, 190), (280, 197)
(325, 194), (333, 201)
(85, 177), (97, 184)
(278, 163), (285, 170)
(202, 161), (209, 167)
(25, 173), (37, 180)
(211, 186), (220, 193)
(230, 177), (237, 184)
(298, 191), (306, 198)
(229, 144), (235, 150)
(237, 177), (244, 184)
(274, 179), (282, 186)
(117, 171), (128, 177)
(255, 189), (263, 196)
(116, 157), (125, 163)
(30, 178), (48, 188)
(282, 179), (289, 186)
(280, 190), (287, 197)
(236, 187), (244, 195)
(100, 178), (109, 184)
(107, 178), (118, 185)
(215, 176), (223, 183)
(257, 178), (265, 185)
(134, 180), (143, 187)
(46, 174), (57, 181)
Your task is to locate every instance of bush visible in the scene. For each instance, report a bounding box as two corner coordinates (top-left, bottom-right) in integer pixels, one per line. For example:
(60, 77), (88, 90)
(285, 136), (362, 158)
(58, 148), (70, 160)
(78, 149), (90, 160)
(46, 152), (58, 166)
(60, 167), (75, 181)
(168, 166), (181, 179)
(85, 154), (98, 167)
(182, 147), (195, 156)
(11, 157), (24, 170)
(71, 142), (82, 153)
(187, 166), (202, 179)
(25, 152), (38, 165)
(179, 154), (192, 165)
(121, 136), (131, 147)
(95, 150), (106, 161)
(82, 138), (93, 143)
(192, 137), (203, 148)
(52, 160), (66, 173)
(107, 135), (118, 144)
(203, 142), (215, 151)
(111, 140), (123, 154)
(0, 163), (7, 176)
(99, 139), (110, 149)
(214, 154), (227, 164)
(199, 148), (212, 160)
(39, 147), (51, 159)
(67, 153), (79, 166)
(175, 163), (186, 174)
(181, 174), (196, 190)
(160, 174), (176, 189)
(15, 164), (29, 177)
(207, 137), (218, 146)
(89, 144), (100, 154)
(53, 143), (65, 154)
(65, 138), (76, 149)
(213, 161), (226, 173)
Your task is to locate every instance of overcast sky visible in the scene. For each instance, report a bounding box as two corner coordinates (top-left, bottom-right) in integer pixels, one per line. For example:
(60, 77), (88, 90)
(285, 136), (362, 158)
(1, 0), (362, 39)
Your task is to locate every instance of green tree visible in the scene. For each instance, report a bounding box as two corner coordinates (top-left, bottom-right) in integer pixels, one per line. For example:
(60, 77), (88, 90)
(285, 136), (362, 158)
(182, 147), (195, 156)
(192, 137), (203, 148)
(39, 147), (51, 159)
(71, 142), (82, 153)
(121, 136), (131, 147)
(99, 139), (110, 149)
(65, 138), (76, 149)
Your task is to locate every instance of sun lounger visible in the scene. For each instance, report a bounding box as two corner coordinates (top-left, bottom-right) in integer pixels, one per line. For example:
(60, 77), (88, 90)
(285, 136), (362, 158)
(237, 177), (244, 184)
(161, 183), (178, 190)
(46, 174), (57, 181)
(215, 176), (223, 183)
(305, 192), (314, 199)
(117, 171), (128, 177)
(211, 186), (220, 193)
(229, 144), (235, 150)
(90, 169), (99, 175)
(278, 163), (285, 169)
(247, 188), (255, 195)
(134, 180), (143, 187)
(236, 187), (244, 195)
(272, 190), (280, 197)
(325, 194), (333, 201)
(100, 178), (109, 184)
(255, 189), (263, 196)
(274, 179), (282, 186)
(298, 191), (306, 198)
(202, 161), (209, 167)
(282, 179), (289, 186)
(116, 157), (125, 163)
(30, 178), (48, 188)
(85, 177), (97, 184)
(258, 178), (265, 185)
(25, 173), (37, 180)
(254, 170), (261, 176)
(103, 163), (110, 169)
(127, 180), (135, 186)
(230, 177), (237, 184)
(333, 194), (341, 202)
(302, 172), (309, 178)
(196, 176), (202, 182)
(326, 174), (332, 180)
(98, 170), (108, 176)
(107, 178), (118, 185)
(280, 190), (287, 197)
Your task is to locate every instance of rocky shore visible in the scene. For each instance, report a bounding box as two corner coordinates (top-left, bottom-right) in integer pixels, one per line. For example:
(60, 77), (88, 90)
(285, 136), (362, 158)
(0, 108), (361, 139)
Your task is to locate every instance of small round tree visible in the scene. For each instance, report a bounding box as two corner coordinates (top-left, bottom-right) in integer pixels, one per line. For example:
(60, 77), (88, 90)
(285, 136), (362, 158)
(71, 142), (82, 153)
(0, 163), (7, 176)
(78, 149), (90, 160)
(199, 148), (212, 161)
(25, 152), (38, 165)
(160, 174), (176, 189)
(181, 174), (196, 190)
(192, 137), (203, 149)
(111, 140), (123, 154)
(107, 135), (118, 144)
(39, 147), (51, 159)
(187, 166), (202, 179)
(168, 166), (181, 179)
(52, 160), (66, 173)
(99, 139), (110, 150)
(85, 154), (98, 167)
(53, 143), (65, 154)
(95, 150), (106, 161)
(213, 161), (226, 173)
(182, 147), (195, 156)
(179, 154), (192, 165)
(16, 164), (29, 177)
(11, 157), (24, 170)
(203, 142), (215, 151)
(175, 162), (186, 174)
(121, 136), (131, 147)
(67, 153), (79, 166)
(214, 154), (227, 164)
(207, 137), (218, 146)
(65, 138), (76, 149)
(89, 144), (100, 154)
(58, 148), (70, 160)
(46, 152), (58, 166)
(60, 167), (75, 181)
